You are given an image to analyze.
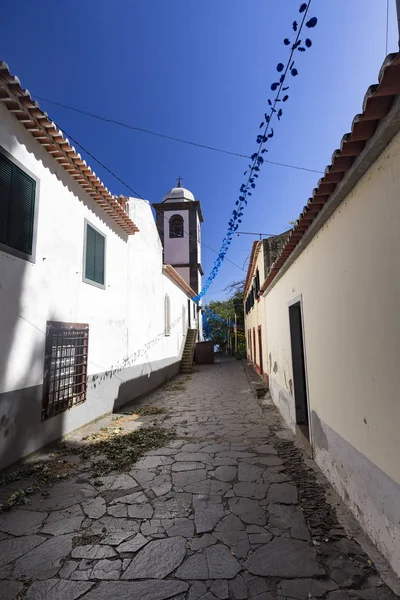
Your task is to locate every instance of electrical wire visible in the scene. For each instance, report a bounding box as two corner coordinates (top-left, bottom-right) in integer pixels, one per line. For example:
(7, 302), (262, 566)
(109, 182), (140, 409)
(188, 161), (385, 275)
(0, 70), (247, 273)
(54, 124), (247, 273)
(35, 95), (323, 175)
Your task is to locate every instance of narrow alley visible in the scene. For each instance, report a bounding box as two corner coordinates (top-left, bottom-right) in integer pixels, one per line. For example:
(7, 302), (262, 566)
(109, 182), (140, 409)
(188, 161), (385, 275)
(0, 358), (398, 600)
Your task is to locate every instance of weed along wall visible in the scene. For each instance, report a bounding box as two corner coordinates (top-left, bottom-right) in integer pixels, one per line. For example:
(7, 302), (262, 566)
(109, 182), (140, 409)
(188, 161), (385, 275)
(264, 128), (400, 577)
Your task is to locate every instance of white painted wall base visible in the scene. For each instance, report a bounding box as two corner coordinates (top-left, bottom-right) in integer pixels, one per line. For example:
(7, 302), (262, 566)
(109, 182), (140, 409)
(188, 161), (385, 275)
(312, 412), (400, 578)
(269, 375), (296, 433)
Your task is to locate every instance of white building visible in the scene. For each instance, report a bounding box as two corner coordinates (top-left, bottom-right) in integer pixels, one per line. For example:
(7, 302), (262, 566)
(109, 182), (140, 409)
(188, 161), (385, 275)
(0, 61), (202, 470)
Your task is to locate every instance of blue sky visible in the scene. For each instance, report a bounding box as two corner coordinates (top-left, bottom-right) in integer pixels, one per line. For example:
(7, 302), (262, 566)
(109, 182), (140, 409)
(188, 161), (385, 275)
(1, 0), (397, 302)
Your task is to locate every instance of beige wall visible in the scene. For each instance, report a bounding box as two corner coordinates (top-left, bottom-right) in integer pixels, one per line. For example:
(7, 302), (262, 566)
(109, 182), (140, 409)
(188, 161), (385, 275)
(265, 128), (400, 575)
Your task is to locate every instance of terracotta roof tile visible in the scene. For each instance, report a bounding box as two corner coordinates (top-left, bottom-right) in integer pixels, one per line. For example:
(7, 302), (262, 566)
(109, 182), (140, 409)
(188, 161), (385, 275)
(0, 61), (139, 235)
(260, 52), (400, 294)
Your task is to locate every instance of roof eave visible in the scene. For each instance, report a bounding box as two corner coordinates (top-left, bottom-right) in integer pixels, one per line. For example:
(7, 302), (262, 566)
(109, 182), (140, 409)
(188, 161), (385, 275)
(261, 52), (400, 295)
(163, 264), (197, 298)
(0, 61), (139, 235)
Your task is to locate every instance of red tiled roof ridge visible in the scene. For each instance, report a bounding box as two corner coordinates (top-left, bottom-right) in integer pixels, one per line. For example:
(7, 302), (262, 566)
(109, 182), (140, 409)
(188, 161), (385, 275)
(0, 61), (139, 235)
(260, 52), (400, 294)
(163, 264), (197, 298)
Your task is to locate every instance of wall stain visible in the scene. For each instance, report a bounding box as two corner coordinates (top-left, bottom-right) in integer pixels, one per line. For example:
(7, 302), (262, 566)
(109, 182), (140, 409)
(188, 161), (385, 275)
(311, 410), (328, 450)
(363, 417), (368, 425)
(269, 352), (272, 372)
(289, 379), (293, 395)
(273, 361), (278, 374)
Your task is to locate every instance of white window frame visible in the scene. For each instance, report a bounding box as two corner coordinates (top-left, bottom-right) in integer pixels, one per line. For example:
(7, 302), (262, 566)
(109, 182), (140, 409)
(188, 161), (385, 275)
(82, 219), (106, 290)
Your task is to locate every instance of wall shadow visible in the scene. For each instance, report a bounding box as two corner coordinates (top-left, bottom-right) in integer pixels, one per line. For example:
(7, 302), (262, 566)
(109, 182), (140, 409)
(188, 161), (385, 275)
(113, 361), (181, 412)
(111, 329), (187, 413)
(0, 138), (64, 474)
(0, 307), (64, 476)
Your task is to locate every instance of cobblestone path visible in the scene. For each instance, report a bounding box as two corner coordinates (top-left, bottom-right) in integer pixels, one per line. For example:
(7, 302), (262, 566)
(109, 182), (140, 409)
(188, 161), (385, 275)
(0, 358), (398, 600)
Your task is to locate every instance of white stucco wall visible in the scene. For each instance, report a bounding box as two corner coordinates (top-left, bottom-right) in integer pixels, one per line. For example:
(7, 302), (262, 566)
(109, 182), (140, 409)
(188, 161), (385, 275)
(264, 127), (400, 575)
(0, 105), (194, 469)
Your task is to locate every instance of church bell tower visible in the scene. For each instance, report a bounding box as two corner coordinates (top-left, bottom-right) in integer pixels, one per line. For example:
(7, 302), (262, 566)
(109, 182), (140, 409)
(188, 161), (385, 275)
(153, 178), (203, 294)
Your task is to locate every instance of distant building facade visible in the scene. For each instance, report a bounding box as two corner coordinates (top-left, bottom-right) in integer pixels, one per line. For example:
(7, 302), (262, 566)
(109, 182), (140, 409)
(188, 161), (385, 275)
(244, 232), (290, 378)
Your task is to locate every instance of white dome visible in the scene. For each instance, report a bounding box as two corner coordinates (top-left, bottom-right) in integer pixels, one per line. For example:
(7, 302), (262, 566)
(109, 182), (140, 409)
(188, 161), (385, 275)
(163, 186), (195, 203)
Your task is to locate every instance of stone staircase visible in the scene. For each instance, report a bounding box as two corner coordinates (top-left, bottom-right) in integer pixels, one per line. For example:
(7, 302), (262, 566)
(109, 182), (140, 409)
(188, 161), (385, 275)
(180, 328), (197, 374)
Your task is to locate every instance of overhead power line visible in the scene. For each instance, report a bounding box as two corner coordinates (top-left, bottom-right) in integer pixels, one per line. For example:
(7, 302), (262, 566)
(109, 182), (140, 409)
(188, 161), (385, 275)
(29, 113), (246, 273)
(0, 67), (247, 275)
(35, 94), (323, 175)
(236, 231), (277, 237)
(61, 127), (246, 272)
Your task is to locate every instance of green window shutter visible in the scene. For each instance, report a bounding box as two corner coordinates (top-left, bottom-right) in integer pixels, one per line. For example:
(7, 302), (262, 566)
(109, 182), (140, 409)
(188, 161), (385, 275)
(94, 229), (105, 285)
(0, 153), (13, 247)
(85, 224), (105, 285)
(85, 224), (96, 282)
(0, 152), (35, 256)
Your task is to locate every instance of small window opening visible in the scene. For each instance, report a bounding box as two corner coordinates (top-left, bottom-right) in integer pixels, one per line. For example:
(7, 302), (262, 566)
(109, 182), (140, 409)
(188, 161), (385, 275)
(169, 214), (184, 238)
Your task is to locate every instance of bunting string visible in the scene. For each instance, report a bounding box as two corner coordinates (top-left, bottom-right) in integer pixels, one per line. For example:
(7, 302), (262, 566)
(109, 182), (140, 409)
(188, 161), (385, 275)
(194, 2), (317, 302)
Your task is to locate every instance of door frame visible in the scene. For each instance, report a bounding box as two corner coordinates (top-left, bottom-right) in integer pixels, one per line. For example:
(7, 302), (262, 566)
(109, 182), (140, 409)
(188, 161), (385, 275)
(248, 330), (252, 361)
(258, 325), (263, 375)
(288, 295), (313, 456)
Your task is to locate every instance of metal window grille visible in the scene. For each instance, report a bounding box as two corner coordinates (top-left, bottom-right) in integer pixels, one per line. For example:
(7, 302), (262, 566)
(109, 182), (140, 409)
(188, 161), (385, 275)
(42, 321), (89, 420)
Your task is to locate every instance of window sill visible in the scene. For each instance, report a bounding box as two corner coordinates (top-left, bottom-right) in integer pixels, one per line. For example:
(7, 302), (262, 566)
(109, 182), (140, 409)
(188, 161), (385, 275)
(83, 276), (106, 290)
(0, 243), (35, 264)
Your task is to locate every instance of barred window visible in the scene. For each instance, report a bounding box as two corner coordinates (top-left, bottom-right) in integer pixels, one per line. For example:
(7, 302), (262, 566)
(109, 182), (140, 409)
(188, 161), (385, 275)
(42, 321), (89, 420)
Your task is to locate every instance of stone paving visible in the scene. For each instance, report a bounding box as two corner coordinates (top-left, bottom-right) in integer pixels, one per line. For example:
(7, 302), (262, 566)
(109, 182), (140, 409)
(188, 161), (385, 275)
(0, 357), (398, 600)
